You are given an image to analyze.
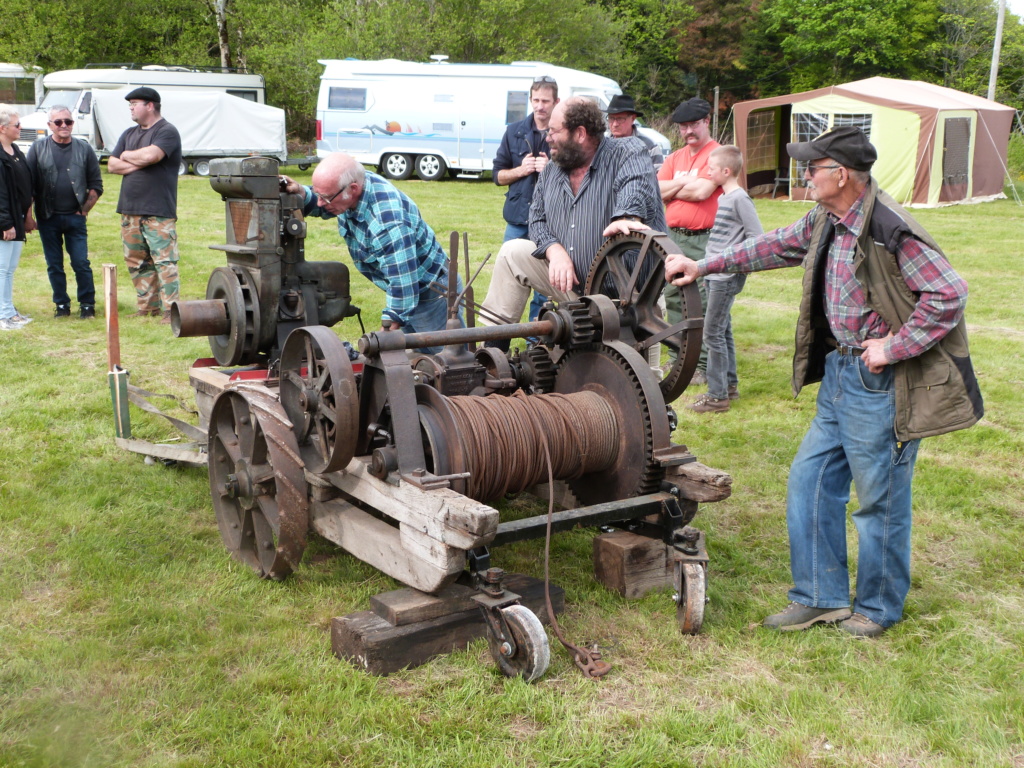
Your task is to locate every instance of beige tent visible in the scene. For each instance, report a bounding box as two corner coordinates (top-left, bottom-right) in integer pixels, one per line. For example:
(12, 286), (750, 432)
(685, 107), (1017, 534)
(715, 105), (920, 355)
(733, 77), (1015, 207)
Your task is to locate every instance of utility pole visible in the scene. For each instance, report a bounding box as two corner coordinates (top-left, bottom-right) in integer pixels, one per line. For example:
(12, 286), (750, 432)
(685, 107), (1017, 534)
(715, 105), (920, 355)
(988, 0), (1006, 100)
(713, 86), (720, 138)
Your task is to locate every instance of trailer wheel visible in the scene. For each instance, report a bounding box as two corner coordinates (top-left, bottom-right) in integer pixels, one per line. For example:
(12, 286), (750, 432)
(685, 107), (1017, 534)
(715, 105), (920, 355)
(416, 154), (446, 181)
(194, 158), (212, 177)
(382, 153), (413, 181)
(178, 160), (189, 176)
(487, 604), (550, 683)
(297, 163), (310, 171)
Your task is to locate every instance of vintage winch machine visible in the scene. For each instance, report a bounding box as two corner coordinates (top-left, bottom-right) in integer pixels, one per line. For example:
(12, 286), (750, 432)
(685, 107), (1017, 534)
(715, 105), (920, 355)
(114, 156), (731, 681)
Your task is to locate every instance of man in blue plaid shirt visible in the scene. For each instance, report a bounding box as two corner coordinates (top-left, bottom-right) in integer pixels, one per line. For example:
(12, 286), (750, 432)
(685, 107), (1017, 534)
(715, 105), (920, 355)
(283, 153), (458, 351)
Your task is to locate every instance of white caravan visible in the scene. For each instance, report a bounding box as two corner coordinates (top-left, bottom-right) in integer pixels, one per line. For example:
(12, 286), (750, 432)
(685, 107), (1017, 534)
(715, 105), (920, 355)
(0, 63), (43, 115)
(316, 58), (671, 181)
(18, 65), (266, 152)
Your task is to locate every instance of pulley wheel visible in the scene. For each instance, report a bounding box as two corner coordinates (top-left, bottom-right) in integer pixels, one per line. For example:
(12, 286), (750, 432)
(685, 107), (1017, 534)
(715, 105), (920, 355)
(280, 326), (360, 474)
(676, 561), (707, 635)
(208, 387), (308, 580)
(585, 232), (702, 402)
(487, 604), (550, 683)
(205, 265), (261, 366)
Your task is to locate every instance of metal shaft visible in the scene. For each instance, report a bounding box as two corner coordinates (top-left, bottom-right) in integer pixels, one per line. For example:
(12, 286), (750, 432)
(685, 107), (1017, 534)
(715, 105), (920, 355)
(359, 320), (556, 354)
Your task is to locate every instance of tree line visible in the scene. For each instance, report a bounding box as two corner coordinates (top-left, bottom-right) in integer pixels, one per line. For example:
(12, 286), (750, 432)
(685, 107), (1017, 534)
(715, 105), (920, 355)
(2, 0), (1021, 141)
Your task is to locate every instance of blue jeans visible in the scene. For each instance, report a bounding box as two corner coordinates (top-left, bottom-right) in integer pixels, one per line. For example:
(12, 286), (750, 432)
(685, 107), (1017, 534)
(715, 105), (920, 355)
(503, 222), (547, 322)
(39, 213), (95, 307)
(704, 275), (746, 399)
(0, 239), (24, 319)
(786, 351), (920, 627)
(404, 276), (464, 354)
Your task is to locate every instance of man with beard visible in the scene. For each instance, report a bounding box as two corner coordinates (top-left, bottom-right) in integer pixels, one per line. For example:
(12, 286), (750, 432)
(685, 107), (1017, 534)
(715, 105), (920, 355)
(664, 127), (982, 637)
(479, 97), (665, 349)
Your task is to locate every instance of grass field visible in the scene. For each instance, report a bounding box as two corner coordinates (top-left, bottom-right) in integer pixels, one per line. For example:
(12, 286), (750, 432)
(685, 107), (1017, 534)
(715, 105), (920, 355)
(1, 168), (1022, 768)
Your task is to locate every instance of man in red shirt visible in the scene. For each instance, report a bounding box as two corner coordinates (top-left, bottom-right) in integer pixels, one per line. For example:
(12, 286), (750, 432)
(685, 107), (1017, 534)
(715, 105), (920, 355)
(657, 98), (723, 383)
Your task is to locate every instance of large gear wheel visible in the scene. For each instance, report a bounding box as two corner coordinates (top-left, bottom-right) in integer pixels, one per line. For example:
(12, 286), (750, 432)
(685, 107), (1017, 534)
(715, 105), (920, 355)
(553, 341), (671, 505)
(584, 231), (702, 403)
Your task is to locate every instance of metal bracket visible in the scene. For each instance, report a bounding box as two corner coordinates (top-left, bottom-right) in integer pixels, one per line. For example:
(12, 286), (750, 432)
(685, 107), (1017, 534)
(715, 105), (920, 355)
(670, 526), (709, 565)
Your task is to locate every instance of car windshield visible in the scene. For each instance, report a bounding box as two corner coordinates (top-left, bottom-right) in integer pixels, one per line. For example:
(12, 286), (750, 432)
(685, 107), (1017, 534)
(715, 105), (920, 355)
(39, 89), (80, 110)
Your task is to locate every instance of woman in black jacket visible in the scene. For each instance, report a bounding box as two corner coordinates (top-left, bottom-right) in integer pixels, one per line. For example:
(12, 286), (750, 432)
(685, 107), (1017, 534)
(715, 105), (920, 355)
(0, 104), (35, 330)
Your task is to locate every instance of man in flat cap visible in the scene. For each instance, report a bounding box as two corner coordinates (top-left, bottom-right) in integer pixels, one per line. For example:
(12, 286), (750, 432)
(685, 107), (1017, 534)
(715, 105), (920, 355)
(605, 94), (663, 170)
(658, 97), (723, 385)
(108, 86), (182, 322)
(665, 126), (983, 637)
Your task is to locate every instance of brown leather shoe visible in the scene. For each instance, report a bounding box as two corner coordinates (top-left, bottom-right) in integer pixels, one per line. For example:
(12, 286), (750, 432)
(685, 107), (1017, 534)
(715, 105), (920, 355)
(840, 613), (887, 638)
(131, 309), (160, 318)
(160, 311), (172, 324)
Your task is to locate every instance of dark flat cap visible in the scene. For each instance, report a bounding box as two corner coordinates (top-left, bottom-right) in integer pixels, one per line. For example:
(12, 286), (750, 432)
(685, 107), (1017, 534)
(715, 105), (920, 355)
(787, 126), (877, 171)
(125, 86), (161, 103)
(671, 97), (711, 123)
(604, 94), (642, 116)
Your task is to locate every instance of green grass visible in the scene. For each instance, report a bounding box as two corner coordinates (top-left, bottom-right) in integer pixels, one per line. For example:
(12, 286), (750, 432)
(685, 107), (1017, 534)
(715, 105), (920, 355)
(1, 170), (1023, 768)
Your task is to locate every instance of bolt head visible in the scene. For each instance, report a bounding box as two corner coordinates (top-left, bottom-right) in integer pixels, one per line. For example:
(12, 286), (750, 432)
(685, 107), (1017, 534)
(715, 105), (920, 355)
(500, 642), (513, 657)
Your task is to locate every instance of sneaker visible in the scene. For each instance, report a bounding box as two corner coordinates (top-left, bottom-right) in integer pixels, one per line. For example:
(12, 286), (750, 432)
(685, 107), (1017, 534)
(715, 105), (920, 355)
(687, 393), (730, 413)
(0, 317), (24, 331)
(10, 313), (32, 325)
(79, 305), (96, 319)
(54, 304), (71, 318)
(840, 613), (886, 638)
(690, 369), (707, 386)
(763, 601), (852, 631)
(728, 385), (740, 400)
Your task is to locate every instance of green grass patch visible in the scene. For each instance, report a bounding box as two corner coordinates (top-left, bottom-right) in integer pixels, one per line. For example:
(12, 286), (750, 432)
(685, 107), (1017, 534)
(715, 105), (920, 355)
(1, 171), (1022, 767)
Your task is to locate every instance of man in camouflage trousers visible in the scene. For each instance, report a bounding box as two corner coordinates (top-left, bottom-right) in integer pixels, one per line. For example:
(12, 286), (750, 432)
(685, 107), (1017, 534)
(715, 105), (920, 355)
(107, 87), (182, 322)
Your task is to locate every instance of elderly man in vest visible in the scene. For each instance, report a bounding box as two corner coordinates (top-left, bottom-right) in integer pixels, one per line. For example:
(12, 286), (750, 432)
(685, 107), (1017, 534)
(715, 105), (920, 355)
(665, 127), (983, 637)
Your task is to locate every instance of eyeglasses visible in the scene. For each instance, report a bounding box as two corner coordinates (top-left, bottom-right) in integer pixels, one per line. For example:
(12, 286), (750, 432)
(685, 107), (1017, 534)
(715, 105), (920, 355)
(807, 164), (841, 175)
(315, 187), (344, 205)
(50, 119), (74, 127)
(533, 75), (556, 84)
(8, 122), (20, 129)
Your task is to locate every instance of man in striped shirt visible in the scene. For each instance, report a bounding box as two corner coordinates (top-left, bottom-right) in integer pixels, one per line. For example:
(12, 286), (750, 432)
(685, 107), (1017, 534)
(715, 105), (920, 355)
(479, 98), (665, 345)
(665, 127), (982, 638)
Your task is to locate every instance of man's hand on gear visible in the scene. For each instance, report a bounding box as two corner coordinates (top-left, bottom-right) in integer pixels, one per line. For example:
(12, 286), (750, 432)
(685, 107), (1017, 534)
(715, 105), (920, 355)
(861, 335), (892, 374)
(602, 219), (651, 238)
(665, 253), (699, 286)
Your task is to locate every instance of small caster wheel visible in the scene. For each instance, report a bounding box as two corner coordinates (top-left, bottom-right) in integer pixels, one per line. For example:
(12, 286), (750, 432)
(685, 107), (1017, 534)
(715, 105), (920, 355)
(487, 604), (550, 682)
(676, 561), (706, 635)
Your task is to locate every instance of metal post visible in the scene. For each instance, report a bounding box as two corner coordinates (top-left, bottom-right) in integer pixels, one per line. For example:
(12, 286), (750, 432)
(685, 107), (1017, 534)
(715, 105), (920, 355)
(104, 264), (131, 439)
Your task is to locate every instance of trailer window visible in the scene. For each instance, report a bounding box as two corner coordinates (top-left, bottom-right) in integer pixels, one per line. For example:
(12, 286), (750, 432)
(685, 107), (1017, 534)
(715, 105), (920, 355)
(0, 76), (36, 105)
(329, 87), (367, 111)
(78, 91), (92, 116)
(227, 89), (258, 102)
(506, 91), (528, 125)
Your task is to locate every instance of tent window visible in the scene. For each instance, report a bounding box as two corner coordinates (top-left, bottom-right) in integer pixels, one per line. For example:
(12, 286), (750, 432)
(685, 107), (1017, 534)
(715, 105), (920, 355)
(745, 110), (777, 173)
(832, 113), (873, 140)
(792, 113), (828, 183)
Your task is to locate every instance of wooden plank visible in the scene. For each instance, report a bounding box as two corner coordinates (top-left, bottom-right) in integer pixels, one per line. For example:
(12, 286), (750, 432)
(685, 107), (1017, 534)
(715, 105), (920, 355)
(593, 530), (673, 599)
(665, 461), (733, 503)
(310, 499), (463, 594)
(322, 457), (499, 550)
(331, 574), (564, 676)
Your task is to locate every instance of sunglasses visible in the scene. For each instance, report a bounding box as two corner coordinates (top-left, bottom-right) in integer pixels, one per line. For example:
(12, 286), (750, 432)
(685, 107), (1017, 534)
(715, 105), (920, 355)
(50, 119), (75, 127)
(533, 75), (556, 83)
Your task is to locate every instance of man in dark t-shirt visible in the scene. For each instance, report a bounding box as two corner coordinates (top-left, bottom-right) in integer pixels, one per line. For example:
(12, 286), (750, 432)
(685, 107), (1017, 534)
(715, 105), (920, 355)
(108, 87), (182, 322)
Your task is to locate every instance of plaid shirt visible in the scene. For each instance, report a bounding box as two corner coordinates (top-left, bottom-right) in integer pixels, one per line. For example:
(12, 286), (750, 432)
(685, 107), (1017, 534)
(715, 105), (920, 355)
(700, 188), (967, 363)
(305, 172), (448, 326)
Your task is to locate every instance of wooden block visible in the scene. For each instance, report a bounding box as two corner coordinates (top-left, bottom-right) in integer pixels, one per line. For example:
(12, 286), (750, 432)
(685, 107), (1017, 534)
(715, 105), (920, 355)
(665, 461), (733, 503)
(332, 574), (564, 676)
(593, 530), (672, 599)
(370, 583), (478, 626)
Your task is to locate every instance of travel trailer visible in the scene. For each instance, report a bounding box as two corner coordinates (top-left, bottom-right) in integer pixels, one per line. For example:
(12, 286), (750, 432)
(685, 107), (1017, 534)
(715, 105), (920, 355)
(0, 63), (43, 114)
(316, 58), (671, 180)
(17, 64), (267, 157)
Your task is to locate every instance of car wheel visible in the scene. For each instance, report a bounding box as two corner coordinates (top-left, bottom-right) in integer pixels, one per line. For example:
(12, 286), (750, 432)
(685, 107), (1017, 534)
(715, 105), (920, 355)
(382, 153), (413, 180)
(416, 154), (446, 181)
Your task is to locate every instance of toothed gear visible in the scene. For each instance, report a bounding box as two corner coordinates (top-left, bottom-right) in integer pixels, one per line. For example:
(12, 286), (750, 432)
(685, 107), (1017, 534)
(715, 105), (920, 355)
(565, 301), (596, 348)
(519, 345), (557, 394)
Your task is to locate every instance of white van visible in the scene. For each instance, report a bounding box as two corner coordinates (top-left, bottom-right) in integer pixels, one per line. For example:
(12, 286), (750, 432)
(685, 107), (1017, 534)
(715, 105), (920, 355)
(18, 64), (266, 152)
(0, 63), (43, 115)
(316, 58), (671, 181)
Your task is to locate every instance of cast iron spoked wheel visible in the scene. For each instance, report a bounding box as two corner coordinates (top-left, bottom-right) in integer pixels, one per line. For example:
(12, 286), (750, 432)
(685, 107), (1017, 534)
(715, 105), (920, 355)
(416, 154), (446, 181)
(487, 605), (551, 683)
(584, 231), (703, 403)
(676, 561), (707, 635)
(382, 153), (413, 180)
(279, 326), (360, 474)
(208, 387), (309, 580)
